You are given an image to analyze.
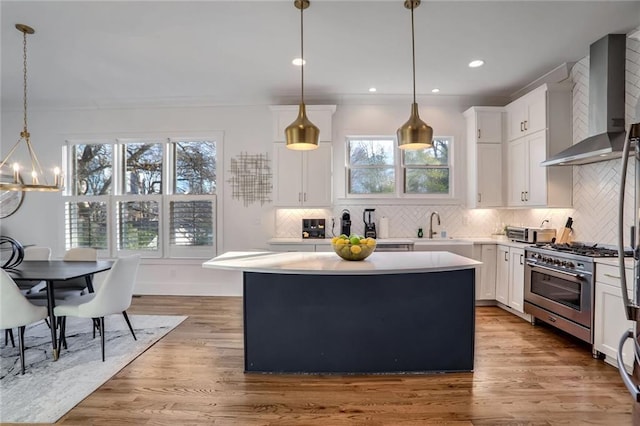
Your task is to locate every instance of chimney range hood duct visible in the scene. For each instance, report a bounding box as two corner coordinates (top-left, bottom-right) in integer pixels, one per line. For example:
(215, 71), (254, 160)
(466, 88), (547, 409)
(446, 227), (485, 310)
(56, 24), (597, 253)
(541, 34), (627, 166)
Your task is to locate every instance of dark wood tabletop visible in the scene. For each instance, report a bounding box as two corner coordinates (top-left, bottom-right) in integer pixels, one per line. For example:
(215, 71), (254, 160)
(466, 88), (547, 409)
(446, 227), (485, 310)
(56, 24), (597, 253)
(8, 260), (113, 282)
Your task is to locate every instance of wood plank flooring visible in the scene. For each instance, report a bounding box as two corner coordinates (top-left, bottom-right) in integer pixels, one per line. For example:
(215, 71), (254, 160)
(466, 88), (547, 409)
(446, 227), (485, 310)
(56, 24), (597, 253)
(55, 296), (633, 425)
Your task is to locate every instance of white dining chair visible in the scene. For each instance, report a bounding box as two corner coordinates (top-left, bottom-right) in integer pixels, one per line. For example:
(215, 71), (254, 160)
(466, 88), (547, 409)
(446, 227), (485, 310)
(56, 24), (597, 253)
(0, 269), (49, 374)
(54, 255), (140, 361)
(5, 246), (51, 346)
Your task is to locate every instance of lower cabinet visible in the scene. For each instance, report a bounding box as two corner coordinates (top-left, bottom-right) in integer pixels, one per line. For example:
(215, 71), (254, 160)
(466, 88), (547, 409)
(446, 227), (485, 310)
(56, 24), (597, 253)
(594, 263), (634, 371)
(473, 244), (497, 300)
(496, 245), (525, 313)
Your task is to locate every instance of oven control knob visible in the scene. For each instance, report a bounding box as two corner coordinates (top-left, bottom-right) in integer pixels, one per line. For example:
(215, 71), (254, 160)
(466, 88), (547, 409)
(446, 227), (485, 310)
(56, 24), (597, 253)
(561, 261), (567, 267)
(566, 262), (575, 269)
(554, 259), (562, 266)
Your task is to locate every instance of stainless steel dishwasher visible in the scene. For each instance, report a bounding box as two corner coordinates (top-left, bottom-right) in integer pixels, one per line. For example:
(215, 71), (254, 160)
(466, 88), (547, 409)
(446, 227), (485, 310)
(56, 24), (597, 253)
(375, 243), (414, 252)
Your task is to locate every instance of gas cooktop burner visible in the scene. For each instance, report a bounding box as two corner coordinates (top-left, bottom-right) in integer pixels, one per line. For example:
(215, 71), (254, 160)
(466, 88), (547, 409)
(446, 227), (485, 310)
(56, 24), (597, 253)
(533, 242), (633, 258)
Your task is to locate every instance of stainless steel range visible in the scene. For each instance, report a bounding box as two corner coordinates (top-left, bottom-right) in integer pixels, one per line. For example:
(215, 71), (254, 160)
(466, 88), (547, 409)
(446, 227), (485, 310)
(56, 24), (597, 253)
(524, 243), (632, 356)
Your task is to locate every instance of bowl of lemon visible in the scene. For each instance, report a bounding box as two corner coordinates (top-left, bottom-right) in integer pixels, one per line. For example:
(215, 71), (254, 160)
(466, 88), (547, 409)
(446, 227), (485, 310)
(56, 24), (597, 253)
(331, 234), (376, 261)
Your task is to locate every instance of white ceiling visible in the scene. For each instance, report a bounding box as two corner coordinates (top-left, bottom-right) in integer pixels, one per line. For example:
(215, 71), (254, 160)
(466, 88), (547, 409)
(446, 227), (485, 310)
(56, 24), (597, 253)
(1, 0), (639, 109)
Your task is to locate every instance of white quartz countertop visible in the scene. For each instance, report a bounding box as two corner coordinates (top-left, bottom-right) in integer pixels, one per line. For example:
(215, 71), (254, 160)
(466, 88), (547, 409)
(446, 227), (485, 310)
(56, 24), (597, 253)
(203, 251), (481, 275)
(267, 236), (529, 248)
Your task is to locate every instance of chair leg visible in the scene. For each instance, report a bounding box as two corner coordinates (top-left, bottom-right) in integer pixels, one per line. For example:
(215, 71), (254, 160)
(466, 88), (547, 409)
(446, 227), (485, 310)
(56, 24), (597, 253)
(5, 329), (15, 347)
(92, 318), (101, 339)
(18, 325), (26, 375)
(57, 317), (67, 353)
(122, 311), (136, 341)
(100, 317), (105, 362)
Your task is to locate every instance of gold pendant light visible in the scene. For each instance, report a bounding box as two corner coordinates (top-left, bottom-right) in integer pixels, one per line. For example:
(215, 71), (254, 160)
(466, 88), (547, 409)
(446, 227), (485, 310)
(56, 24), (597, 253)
(397, 0), (433, 150)
(0, 24), (62, 192)
(285, 0), (320, 151)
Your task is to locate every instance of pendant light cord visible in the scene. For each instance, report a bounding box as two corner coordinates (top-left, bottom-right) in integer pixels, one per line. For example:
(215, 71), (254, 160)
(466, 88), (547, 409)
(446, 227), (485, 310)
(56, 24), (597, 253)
(300, 3), (305, 104)
(411, 3), (416, 105)
(22, 30), (29, 135)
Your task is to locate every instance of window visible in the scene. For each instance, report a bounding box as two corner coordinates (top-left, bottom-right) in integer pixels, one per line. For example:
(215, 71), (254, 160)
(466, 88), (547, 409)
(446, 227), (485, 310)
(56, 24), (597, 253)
(403, 138), (451, 195)
(346, 136), (453, 198)
(347, 137), (396, 195)
(64, 136), (219, 258)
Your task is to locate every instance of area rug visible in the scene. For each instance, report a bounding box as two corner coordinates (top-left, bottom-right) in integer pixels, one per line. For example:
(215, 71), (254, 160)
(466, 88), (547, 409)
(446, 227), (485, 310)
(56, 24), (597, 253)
(0, 314), (187, 423)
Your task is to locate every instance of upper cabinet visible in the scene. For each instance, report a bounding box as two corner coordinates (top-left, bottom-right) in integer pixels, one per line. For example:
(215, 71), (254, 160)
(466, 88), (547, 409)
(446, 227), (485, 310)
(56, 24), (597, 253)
(271, 105), (336, 207)
(506, 87), (547, 141)
(270, 105), (336, 142)
(464, 107), (504, 208)
(504, 83), (573, 208)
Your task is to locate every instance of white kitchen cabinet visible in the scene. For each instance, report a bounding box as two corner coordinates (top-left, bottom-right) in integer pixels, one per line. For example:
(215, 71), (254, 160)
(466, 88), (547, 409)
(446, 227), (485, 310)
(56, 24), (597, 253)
(496, 244), (525, 313)
(464, 107), (503, 143)
(506, 85), (547, 141)
(472, 244), (497, 301)
(508, 247), (525, 313)
(273, 142), (332, 207)
(463, 107), (503, 208)
(594, 262), (634, 371)
(270, 105), (336, 142)
(505, 83), (573, 208)
(496, 245), (510, 305)
(507, 131), (547, 206)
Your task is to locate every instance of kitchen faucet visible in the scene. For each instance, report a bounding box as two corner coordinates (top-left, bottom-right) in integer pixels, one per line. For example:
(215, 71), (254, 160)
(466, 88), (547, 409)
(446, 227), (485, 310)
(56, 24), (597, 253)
(429, 212), (441, 239)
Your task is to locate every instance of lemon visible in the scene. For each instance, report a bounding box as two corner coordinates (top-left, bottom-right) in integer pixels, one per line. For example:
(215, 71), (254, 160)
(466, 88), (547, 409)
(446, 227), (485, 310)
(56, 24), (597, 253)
(331, 236), (339, 244)
(366, 239), (376, 247)
(350, 245), (362, 254)
(336, 238), (347, 246)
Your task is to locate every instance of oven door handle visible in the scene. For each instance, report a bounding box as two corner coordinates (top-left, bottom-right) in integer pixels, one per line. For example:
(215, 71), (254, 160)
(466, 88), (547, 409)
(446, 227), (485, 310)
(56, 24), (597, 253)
(617, 329), (640, 402)
(526, 262), (588, 281)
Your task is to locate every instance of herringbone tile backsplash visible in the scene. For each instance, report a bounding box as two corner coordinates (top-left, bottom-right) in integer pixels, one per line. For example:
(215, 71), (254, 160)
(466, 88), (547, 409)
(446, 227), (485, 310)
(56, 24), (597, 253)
(274, 31), (640, 244)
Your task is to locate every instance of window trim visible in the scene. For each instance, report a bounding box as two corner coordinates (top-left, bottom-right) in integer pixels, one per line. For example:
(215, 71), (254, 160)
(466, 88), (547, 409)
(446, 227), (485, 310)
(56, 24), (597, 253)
(63, 131), (223, 259)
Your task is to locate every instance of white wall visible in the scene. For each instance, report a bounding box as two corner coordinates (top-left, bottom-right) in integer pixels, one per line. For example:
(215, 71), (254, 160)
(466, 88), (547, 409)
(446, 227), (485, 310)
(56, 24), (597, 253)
(1, 104), (278, 295)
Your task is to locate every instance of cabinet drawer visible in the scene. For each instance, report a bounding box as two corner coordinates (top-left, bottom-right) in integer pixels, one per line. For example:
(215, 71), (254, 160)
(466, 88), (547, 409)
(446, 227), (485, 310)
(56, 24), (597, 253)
(596, 263), (633, 289)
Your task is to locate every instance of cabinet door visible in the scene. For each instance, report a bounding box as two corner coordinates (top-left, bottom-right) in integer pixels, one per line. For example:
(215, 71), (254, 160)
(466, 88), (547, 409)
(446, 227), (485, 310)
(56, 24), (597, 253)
(525, 132), (547, 206)
(507, 138), (527, 206)
(525, 89), (547, 135)
(479, 245), (497, 300)
(302, 143), (332, 206)
(476, 111), (502, 143)
(506, 100), (526, 141)
(509, 248), (525, 313)
(477, 144), (502, 207)
(594, 282), (634, 371)
(496, 246), (510, 305)
(273, 144), (303, 205)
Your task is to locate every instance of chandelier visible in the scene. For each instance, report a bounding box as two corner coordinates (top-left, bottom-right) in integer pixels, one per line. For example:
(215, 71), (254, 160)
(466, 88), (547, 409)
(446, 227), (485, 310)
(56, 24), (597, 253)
(0, 24), (62, 192)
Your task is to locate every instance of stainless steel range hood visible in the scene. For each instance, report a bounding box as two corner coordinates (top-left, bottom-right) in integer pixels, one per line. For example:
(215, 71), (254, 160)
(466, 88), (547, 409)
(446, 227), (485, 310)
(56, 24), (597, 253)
(541, 34), (627, 166)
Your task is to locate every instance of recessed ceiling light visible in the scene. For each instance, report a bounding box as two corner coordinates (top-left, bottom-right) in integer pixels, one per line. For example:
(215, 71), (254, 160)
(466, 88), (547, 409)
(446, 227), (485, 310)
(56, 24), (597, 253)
(431, 88), (440, 93)
(292, 58), (306, 66)
(468, 59), (485, 68)
(369, 87), (377, 93)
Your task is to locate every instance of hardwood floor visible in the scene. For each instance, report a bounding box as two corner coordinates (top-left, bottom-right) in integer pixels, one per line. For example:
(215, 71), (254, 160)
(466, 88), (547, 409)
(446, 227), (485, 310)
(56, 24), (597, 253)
(56, 296), (633, 425)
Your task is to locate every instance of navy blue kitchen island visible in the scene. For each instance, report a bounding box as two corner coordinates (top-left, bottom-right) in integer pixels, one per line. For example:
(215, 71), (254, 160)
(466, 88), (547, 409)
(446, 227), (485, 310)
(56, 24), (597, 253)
(204, 251), (480, 374)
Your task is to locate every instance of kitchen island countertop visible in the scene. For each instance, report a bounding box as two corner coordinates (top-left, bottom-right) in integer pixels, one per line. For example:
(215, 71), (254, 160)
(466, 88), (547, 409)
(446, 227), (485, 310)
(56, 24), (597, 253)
(203, 250), (481, 275)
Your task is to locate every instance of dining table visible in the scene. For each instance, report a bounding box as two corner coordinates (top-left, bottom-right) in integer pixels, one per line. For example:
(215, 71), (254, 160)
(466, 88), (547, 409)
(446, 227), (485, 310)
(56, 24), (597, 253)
(7, 260), (113, 360)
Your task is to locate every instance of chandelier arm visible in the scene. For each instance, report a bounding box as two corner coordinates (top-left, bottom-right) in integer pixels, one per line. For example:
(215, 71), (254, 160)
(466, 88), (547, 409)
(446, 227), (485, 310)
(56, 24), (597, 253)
(24, 138), (49, 184)
(0, 139), (26, 171)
